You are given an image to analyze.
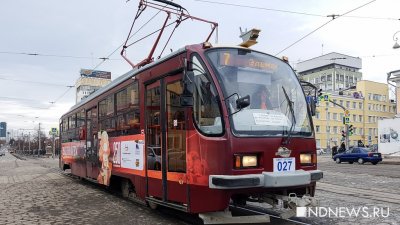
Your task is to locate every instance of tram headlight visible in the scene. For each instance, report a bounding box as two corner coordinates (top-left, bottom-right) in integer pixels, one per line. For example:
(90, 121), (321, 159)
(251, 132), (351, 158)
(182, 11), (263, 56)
(235, 155), (258, 168)
(300, 153), (312, 165)
(242, 155), (257, 167)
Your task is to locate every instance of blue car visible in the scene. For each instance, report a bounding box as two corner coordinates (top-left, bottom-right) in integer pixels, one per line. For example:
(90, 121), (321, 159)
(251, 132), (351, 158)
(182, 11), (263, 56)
(333, 147), (382, 165)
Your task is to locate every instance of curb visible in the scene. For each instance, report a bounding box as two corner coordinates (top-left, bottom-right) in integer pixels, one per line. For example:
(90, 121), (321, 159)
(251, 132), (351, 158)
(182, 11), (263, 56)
(380, 161), (400, 165)
(10, 153), (26, 160)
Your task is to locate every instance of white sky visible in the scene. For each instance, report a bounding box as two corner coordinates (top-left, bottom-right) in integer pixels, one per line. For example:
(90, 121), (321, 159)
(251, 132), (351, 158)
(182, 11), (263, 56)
(1, 0), (400, 136)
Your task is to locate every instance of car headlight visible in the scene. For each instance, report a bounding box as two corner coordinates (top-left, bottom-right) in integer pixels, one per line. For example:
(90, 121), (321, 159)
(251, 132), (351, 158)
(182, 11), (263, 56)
(300, 153), (312, 164)
(234, 155), (258, 168)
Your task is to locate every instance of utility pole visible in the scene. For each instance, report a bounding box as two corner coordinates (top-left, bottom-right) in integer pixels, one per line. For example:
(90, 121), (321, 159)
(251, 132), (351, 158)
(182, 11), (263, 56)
(28, 132), (31, 155)
(38, 123), (41, 157)
(329, 99), (350, 150)
(326, 101), (330, 152)
(52, 133), (55, 159)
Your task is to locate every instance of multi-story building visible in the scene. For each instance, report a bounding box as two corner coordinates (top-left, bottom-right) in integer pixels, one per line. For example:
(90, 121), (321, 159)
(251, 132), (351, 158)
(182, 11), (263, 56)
(313, 80), (396, 149)
(296, 52), (362, 92)
(75, 69), (112, 103)
(296, 52), (396, 149)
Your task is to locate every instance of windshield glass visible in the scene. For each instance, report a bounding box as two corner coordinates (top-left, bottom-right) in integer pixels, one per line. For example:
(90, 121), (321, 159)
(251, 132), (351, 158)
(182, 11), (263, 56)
(206, 48), (312, 137)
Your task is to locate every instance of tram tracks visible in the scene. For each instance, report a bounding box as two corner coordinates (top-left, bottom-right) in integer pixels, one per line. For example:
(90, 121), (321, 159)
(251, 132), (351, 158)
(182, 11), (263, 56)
(229, 204), (312, 225)
(317, 182), (400, 205)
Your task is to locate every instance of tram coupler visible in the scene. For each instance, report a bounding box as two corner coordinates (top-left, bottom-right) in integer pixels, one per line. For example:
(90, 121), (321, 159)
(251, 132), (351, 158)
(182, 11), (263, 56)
(199, 208), (270, 224)
(262, 193), (319, 219)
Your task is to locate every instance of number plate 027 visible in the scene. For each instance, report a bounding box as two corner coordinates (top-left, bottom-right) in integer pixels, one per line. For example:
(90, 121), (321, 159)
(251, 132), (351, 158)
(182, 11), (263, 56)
(273, 157), (295, 172)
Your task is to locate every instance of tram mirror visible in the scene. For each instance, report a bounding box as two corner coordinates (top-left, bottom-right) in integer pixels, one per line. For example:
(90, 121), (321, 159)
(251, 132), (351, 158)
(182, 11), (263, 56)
(236, 95), (250, 110)
(183, 71), (194, 95)
(180, 95), (193, 107)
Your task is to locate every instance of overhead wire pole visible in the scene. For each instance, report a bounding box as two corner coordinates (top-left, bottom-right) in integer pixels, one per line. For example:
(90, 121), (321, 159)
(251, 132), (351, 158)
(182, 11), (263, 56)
(329, 99), (350, 150)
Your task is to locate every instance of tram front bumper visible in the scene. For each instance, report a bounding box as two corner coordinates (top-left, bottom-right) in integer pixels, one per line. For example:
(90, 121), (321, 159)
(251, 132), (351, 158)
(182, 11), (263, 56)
(209, 170), (323, 189)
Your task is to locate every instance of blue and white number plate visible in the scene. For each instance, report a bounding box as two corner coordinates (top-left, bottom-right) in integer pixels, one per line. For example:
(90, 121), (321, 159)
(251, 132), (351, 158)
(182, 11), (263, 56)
(273, 157), (295, 172)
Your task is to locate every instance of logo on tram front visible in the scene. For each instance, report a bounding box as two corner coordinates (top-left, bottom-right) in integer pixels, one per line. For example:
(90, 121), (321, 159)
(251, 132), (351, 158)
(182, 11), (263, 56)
(275, 147), (292, 158)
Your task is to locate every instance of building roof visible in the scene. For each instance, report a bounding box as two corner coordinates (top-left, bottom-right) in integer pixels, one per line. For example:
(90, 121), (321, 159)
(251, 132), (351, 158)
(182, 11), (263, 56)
(296, 52), (362, 74)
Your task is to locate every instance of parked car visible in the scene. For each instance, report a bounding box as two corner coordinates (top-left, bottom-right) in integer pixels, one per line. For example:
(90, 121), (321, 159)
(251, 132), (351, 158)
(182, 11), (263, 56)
(147, 146), (161, 170)
(0, 149), (5, 156)
(333, 147), (382, 165)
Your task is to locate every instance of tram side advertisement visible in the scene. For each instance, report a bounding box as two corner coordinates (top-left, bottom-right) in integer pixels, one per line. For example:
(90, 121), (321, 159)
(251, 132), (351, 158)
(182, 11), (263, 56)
(62, 132), (145, 186)
(98, 131), (145, 185)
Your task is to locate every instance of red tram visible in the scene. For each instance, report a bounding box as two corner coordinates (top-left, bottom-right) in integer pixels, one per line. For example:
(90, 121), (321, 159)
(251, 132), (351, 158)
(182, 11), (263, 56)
(60, 0), (322, 222)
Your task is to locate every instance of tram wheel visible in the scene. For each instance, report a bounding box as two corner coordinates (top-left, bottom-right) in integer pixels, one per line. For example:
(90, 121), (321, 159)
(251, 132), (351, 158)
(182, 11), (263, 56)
(147, 201), (158, 210)
(121, 179), (130, 198)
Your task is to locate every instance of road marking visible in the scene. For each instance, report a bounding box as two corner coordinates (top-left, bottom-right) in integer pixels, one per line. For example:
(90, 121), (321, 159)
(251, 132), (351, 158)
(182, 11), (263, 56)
(318, 182), (400, 204)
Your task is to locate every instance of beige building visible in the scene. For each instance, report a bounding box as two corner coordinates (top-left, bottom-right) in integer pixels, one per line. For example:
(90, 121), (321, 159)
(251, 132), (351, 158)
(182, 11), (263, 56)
(314, 80), (396, 149)
(75, 69), (112, 103)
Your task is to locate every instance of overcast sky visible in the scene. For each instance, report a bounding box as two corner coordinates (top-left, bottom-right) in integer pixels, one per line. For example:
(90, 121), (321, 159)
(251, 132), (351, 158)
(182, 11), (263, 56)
(1, 0), (400, 137)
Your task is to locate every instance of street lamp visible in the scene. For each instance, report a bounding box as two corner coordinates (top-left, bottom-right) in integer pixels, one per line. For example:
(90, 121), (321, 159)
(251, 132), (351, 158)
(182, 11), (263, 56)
(393, 31), (400, 49)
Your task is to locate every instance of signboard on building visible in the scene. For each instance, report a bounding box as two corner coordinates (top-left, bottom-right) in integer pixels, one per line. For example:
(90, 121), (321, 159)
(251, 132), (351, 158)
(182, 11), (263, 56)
(80, 69), (111, 79)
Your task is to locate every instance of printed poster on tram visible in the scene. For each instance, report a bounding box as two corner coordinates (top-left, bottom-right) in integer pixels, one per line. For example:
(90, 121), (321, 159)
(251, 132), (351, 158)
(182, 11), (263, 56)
(109, 134), (145, 171)
(61, 141), (86, 160)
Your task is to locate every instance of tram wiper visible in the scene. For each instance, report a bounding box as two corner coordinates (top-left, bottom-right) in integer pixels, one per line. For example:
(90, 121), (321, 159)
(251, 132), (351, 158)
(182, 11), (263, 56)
(281, 86), (296, 145)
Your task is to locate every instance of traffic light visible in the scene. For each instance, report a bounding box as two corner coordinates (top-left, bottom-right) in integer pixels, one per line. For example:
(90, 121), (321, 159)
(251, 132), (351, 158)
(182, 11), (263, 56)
(341, 130), (346, 141)
(318, 89), (323, 102)
(348, 125), (353, 136)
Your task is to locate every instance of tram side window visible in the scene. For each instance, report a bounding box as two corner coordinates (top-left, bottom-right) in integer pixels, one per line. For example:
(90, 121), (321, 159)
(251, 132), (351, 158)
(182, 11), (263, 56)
(116, 82), (140, 135)
(99, 99), (107, 118)
(191, 55), (223, 135)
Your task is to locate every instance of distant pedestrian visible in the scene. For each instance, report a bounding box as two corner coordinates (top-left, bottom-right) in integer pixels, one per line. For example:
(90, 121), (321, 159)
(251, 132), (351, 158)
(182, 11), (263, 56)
(338, 142), (346, 153)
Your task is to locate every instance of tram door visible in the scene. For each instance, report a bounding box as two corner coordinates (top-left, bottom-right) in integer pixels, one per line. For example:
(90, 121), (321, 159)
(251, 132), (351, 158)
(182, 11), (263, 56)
(145, 73), (188, 206)
(86, 107), (98, 179)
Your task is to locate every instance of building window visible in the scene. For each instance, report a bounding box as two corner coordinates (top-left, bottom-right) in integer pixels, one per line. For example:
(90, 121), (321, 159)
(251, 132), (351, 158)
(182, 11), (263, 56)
(333, 126), (338, 133)
(353, 115), (357, 122)
(333, 113), (338, 120)
(359, 102), (363, 109)
(383, 105), (386, 112)
(327, 74), (332, 81)
(339, 113), (344, 120)
(326, 112), (330, 120)
(316, 112), (320, 119)
(359, 115), (362, 122)
(326, 126), (330, 133)
(316, 125), (320, 133)
(340, 100), (343, 106)
(352, 102), (356, 109)
(346, 101), (350, 108)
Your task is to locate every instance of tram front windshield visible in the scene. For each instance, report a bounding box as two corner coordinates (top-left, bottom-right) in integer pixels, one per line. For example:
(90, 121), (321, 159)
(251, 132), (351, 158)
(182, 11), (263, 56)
(206, 48), (312, 137)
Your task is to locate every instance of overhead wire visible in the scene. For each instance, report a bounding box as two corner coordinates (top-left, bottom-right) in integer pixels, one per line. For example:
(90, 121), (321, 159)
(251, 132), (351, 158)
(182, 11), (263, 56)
(0, 76), (72, 87)
(275, 0), (377, 56)
(92, 4), (166, 70)
(0, 51), (122, 61)
(191, 0), (399, 21)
